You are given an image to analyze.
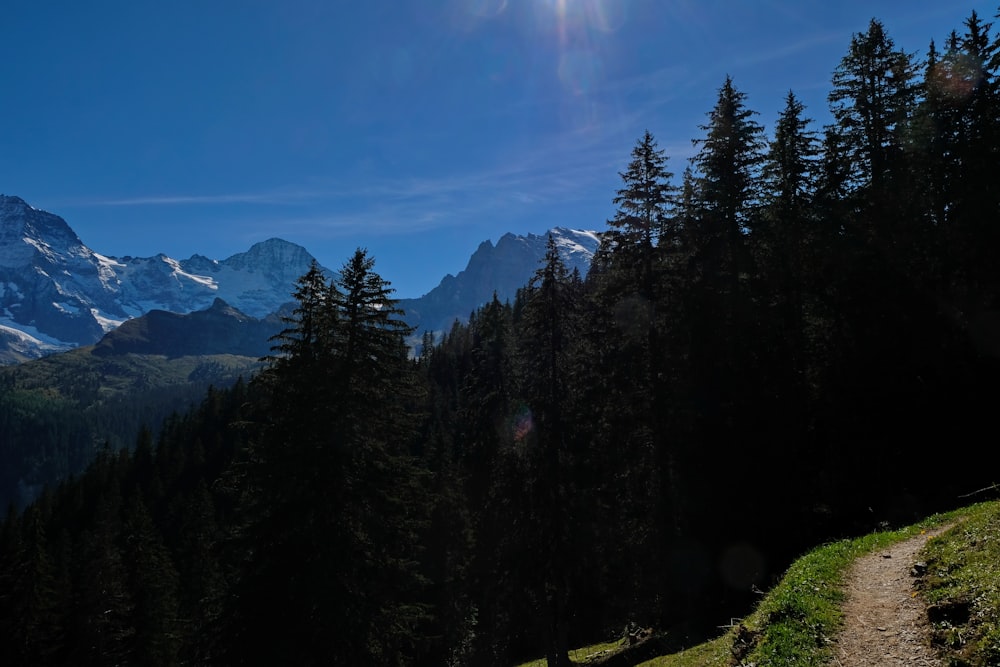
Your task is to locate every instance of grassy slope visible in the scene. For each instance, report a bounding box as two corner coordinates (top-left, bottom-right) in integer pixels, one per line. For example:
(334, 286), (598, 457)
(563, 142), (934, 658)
(0, 346), (261, 507)
(518, 501), (1000, 667)
(917, 499), (1000, 666)
(3, 345), (260, 397)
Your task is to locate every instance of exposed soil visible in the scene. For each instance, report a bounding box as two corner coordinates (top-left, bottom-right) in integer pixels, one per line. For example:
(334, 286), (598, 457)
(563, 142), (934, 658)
(831, 526), (954, 666)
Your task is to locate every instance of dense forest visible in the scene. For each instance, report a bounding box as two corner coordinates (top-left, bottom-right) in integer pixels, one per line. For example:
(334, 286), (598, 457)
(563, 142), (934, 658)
(0, 350), (260, 509)
(3, 10), (1000, 666)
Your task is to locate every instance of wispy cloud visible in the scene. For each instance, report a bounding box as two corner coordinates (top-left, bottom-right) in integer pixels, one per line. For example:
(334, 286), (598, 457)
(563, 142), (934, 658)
(65, 100), (668, 244)
(732, 29), (847, 71)
(79, 189), (327, 207)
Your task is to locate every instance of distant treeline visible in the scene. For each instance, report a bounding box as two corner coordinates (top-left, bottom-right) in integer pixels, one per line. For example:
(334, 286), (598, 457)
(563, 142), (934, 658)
(0, 353), (256, 509)
(3, 10), (1000, 666)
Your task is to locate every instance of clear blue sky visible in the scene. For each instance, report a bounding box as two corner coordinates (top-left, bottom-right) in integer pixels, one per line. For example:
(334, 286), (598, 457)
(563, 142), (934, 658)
(1, 1), (994, 298)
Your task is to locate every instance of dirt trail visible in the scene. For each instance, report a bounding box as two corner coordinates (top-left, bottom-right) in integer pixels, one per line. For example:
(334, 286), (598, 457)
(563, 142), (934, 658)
(831, 526), (953, 666)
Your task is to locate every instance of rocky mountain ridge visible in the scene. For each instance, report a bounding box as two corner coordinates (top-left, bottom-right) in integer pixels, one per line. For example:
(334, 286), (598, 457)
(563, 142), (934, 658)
(0, 194), (600, 362)
(0, 194), (320, 360)
(398, 227), (600, 334)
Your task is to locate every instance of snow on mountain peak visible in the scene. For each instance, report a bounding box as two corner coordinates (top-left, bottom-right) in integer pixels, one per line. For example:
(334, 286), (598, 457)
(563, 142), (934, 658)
(0, 196), (323, 359)
(397, 226), (601, 335)
(0, 195), (605, 362)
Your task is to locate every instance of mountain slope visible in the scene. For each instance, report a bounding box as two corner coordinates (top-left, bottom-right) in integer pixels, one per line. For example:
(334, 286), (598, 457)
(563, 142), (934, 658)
(398, 227), (600, 334)
(0, 299), (271, 508)
(92, 298), (283, 358)
(1, 194), (601, 361)
(0, 194), (321, 358)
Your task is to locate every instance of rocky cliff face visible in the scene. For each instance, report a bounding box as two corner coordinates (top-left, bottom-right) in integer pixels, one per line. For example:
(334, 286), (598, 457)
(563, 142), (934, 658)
(0, 195), (321, 360)
(0, 195), (120, 347)
(397, 227), (600, 335)
(0, 195), (601, 361)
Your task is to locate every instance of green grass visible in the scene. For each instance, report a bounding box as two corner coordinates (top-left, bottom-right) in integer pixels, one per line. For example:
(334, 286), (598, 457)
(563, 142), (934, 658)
(516, 638), (626, 666)
(515, 504), (983, 667)
(732, 530), (922, 664)
(1, 346), (259, 401)
(917, 500), (1000, 666)
(635, 634), (732, 666)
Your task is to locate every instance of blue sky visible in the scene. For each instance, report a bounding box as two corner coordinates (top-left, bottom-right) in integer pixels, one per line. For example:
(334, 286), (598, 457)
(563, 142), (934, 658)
(1, 1), (994, 298)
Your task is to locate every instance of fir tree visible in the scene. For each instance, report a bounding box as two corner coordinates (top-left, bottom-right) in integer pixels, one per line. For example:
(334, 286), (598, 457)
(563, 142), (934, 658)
(829, 18), (920, 194)
(227, 249), (428, 666)
(515, 237), (584, 667)
(689, 75), (766, 315)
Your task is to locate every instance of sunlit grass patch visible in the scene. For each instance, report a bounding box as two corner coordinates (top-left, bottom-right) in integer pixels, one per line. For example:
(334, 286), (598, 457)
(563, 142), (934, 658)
(515, 638), (625, 666)
(515, 504), (984, 667)
(918, 500), (1000, 666)
(720, 510), (957, 666)
(635, 633), (731, 666)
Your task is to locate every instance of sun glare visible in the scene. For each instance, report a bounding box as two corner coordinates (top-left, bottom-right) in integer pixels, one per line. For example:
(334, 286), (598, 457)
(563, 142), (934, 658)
(467, 0), (508, 18)
(542, 0), (628, 35)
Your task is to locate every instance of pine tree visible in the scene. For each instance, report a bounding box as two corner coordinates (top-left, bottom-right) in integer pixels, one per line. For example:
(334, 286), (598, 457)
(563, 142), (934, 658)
(4, 503), (64, 666)
(686, 74), (766, 365)
(123, 496), (180, 667)
(913, 38), (959, 243)
(827, 18), (922, 276)
(829, 19), (920, 195)
(600, 131), (677, 339)
(227, 249), (428, 666)
(675, 77), (770, 595)
(948, 11), (1000, 292)
(515, 237), (583, 667)
(690, 75), (766, 297)
(757, 90), (820, 367)
(71, 490), (135, 666)
(606, 131), (677, 265)
(455, 296), (524, 665)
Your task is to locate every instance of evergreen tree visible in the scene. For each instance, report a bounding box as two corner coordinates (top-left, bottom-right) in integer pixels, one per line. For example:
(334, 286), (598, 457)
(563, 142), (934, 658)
(827, 18), (922, 275)
(4, 503), (64, 666)
(676, 77), (771, 610)
(71, 490), (135, 666)
(605, 130), (677, 286)
(912, 37), (959, 250)
(686, 73), (766, 386)
(689, 74), (766, 327)
(227, 249), (428, 666)
(457, 296), (525, 666)
(123, 496), (180, 667)
(945, 11), (1000, 293)
(829, 18), (920, 195)
(757, 90), (820, 378)
(515, 237), (584, 667)
(599, 131), (677, 353)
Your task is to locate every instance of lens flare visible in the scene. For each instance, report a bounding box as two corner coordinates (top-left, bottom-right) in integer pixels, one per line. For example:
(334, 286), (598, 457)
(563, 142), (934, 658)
(541, 0), (629, 37)
(511, 405), (535, 442)
(590, 1), (628, 33)
(927, 53), (983, 104)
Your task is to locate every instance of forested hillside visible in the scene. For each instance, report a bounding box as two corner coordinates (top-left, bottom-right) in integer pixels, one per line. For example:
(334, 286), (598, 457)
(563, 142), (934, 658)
(3, 10), (1000, 666)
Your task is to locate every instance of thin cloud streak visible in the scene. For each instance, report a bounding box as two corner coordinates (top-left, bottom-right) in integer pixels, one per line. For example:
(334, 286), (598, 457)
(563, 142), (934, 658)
(67, 119), (643, 246)
(79, 190), (327, 207)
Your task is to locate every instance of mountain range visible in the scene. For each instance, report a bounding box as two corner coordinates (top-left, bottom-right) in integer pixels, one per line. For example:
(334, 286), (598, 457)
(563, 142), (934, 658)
(0, 194), (601, 362)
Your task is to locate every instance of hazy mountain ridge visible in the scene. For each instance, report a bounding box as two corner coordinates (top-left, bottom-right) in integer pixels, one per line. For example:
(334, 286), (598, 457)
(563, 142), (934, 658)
(397, 227), (601, 334)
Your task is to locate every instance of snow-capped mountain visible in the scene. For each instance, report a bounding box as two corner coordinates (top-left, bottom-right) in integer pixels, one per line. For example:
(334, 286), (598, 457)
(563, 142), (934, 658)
(397, 227), (601, 335)
(0, 195), (601, 362)
(0, 194), (321, 359)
